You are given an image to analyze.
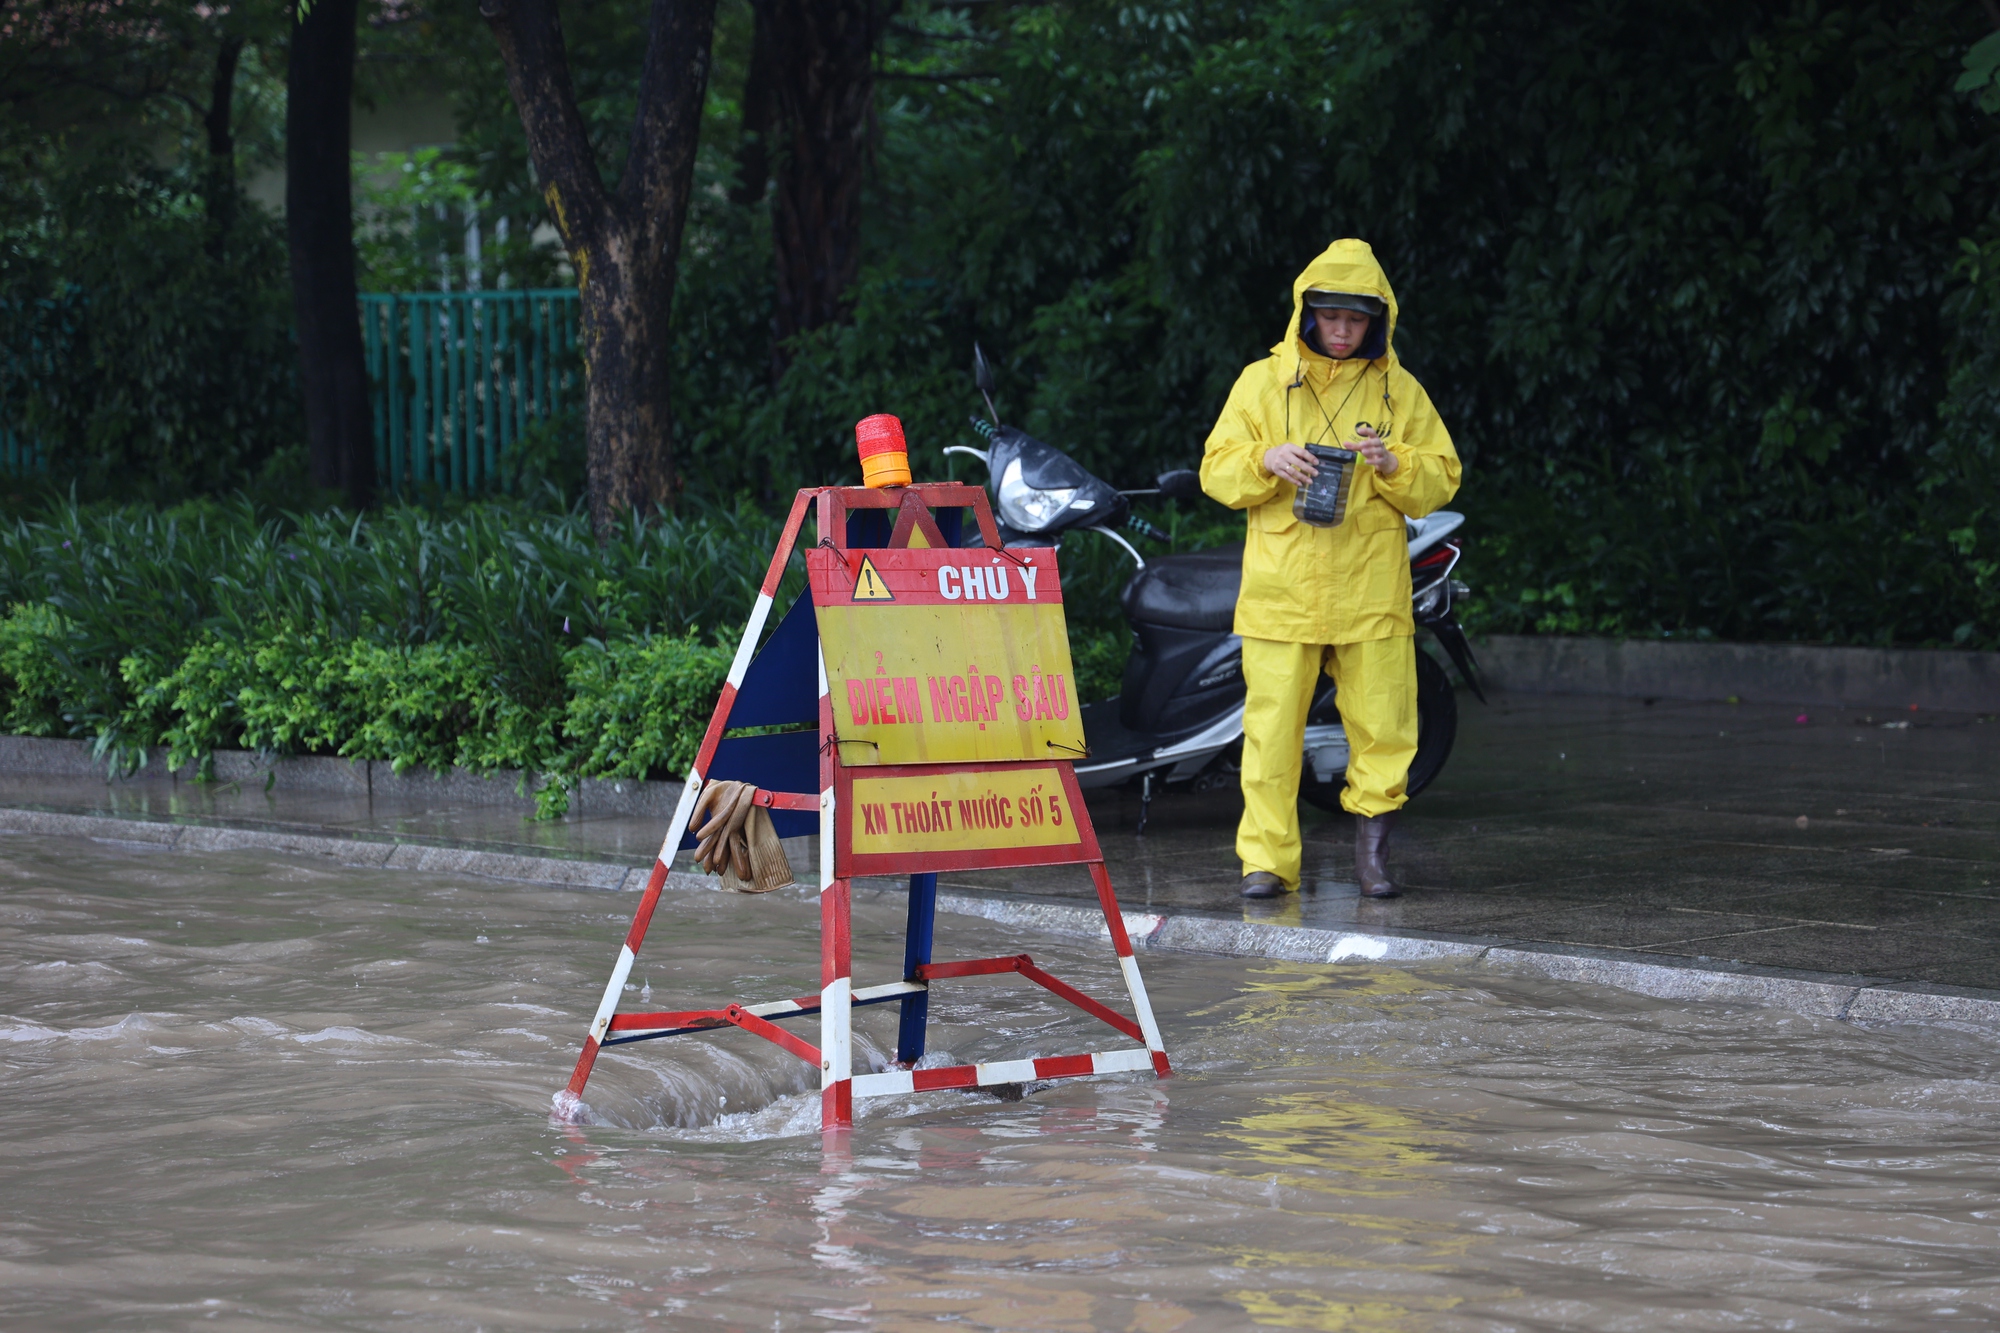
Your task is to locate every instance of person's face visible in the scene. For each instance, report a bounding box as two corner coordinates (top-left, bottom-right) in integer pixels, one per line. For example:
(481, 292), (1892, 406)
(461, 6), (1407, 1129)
(1311, 306), (1373, 358)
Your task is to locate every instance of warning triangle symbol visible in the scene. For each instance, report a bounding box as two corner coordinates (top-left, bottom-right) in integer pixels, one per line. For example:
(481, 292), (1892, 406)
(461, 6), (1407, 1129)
(852, 554), (895, 601)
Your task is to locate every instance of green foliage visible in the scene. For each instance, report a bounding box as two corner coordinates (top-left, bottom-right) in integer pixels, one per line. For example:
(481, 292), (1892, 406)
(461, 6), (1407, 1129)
(2, 0), (295, 503)
(10, 0), (2000, 654)
(100, 614), (730, 816)
(124, 627), (534, 780)
(0, 602), (69, 735)
(1067, 627), (1131, 706)
(350, 146), (572, 293)
(0, 496), (795, 788)
(353, 148), (481, 293)
(1, 488), (1180, 805)
(652, 0), (2000, 649)
(0, 150), (302, 501)
(559, 635), (734, 781)
(1958, 30), (2000, 113)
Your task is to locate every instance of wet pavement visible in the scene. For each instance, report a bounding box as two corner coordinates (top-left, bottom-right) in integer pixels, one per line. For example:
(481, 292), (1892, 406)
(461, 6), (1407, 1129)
(2, 694), (1996, 993)
(957, 695), (2000, 993)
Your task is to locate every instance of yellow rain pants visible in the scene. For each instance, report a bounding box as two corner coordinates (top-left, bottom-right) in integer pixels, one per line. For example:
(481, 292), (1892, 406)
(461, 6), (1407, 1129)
(1237, 636), (1415, 887)
(1201, 238), (1460, 889)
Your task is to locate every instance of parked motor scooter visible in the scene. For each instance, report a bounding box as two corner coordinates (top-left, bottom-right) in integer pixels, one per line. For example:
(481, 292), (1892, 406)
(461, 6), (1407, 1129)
(943, 348), (1485, 830)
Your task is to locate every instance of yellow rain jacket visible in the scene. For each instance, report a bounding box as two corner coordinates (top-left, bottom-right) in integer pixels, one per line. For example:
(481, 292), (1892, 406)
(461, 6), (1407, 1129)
(1200, 239), (1461, 645)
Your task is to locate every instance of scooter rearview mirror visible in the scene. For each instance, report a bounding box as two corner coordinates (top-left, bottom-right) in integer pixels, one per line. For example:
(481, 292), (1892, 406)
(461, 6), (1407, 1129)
(1156, 469), (1202, 502)
(972, 343), (999, 424)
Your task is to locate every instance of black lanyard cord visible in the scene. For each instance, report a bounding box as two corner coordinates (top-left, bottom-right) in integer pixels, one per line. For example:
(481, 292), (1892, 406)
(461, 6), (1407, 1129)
(1283, 358), (1400, 452)
(1290, 363), (1382, 447)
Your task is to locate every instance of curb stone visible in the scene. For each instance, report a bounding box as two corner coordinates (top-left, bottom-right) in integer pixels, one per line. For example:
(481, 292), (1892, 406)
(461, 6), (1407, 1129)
(3, 805), (1996, 1033)
(0, 807), (701, 894)
(934, 890), (2000, 1031)
(0, 735), (686, 818)
(1473, 634), (2000, 710)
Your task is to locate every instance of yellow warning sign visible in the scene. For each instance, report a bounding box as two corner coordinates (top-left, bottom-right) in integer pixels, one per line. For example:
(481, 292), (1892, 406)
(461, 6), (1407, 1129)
(820, 604), (1081, 765)
(849, 766), (1081, 859)
(811, 547), (1084, 766)
(852, 555), (894, 601)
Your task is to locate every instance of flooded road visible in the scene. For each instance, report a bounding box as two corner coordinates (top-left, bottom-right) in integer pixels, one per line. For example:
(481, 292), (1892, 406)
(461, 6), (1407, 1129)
(5, 835), (2000, 1330)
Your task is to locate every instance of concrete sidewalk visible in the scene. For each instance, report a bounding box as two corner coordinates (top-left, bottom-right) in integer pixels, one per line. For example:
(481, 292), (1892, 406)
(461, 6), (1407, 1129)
(959, 694), (2000, 992)
(2, 693), (1996, 1025)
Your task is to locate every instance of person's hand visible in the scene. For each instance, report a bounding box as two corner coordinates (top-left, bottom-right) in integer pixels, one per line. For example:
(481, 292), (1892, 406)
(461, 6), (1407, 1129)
(1263, 443), (1318, 487)
(1352, 424), (1398, 477)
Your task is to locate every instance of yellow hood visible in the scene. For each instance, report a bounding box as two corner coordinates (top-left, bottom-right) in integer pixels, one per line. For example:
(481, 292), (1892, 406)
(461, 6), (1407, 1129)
(1272, 238), (1401, 386)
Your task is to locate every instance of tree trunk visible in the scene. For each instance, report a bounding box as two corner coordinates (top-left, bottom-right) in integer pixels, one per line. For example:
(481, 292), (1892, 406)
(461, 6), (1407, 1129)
(204, 32), (243, 256)
(483, 0), (716, 535)
(574, 227), (677, 527)
(729, 8), (774, 207)
(762, 0), (899, 368)
(287, 0), (375, 510)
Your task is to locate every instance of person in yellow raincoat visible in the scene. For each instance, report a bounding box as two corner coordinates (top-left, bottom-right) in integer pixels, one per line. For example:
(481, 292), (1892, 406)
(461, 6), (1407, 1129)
(1200, 238), (1461, 900)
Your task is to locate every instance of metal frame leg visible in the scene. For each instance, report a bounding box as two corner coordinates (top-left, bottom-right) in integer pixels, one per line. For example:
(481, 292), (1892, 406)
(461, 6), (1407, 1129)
(820, 877), (854, 1131)
(1088, 861), (1172, 1077)
(895, 872), (938, 1065)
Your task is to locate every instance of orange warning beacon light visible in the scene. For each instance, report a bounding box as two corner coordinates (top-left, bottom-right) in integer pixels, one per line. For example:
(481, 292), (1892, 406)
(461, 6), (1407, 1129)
(855, 413), (912, 488)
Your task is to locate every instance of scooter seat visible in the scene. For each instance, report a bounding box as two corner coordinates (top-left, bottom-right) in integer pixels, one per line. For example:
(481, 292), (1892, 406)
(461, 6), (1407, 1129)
(1120, 545), (1243, 631)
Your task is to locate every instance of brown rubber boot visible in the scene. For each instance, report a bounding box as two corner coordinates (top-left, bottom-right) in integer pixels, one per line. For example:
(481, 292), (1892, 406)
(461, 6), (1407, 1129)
(1355, 813), (1399, 898)
(1240, 871), (1286, 899)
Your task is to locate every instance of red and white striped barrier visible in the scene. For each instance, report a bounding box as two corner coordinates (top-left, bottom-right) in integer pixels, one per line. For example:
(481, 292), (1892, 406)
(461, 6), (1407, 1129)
(553, 493), (812, 1121)
(555, 483), (1171, 1135)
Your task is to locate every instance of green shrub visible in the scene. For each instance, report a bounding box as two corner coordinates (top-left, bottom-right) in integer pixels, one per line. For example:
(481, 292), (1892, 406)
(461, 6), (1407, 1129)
(559, 634), (732, 782)
(0, 495), (795, 756)
(0, 603), (69, 736)
(0, 597), (733, 817)
(0, 492), (1226, 807)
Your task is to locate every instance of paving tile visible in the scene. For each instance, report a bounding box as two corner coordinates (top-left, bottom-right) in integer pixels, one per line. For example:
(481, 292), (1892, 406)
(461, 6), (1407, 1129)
(1442, 904), (1778, 951)
(1638, 925), (1994, 976)
(1743, 886), (2000, 939)
(1895, 954), (2000, 992)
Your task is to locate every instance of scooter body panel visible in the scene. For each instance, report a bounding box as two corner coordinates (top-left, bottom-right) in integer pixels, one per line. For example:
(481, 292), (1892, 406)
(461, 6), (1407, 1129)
(1119, 622), (1245, 738)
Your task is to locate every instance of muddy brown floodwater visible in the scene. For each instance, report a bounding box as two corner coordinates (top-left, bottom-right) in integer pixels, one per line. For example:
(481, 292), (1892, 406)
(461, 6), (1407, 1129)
(5, 834), (2000, 1331)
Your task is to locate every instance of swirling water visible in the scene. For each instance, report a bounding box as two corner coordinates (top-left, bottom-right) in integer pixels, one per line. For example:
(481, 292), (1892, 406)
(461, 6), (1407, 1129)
(4, 833), (2000, 1331)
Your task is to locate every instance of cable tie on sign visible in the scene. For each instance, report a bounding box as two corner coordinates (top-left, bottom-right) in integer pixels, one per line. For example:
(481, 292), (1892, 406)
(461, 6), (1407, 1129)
(822, 735), (879, 756)
(1045, 739), (1089, 756)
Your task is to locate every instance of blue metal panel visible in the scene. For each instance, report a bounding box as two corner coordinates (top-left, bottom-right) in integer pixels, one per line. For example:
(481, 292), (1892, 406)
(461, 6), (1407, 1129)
(727, 590), (819, 729)
(845, 508), (893, 549)
(896, 873), (938, 1063)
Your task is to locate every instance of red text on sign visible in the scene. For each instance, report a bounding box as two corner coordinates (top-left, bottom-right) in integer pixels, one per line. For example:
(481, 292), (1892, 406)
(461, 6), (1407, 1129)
(856, 786), (1067, 838)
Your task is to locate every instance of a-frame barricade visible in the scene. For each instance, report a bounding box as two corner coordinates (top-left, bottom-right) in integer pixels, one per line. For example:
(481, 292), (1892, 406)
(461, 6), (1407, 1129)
(553, 482), (1170, 1133)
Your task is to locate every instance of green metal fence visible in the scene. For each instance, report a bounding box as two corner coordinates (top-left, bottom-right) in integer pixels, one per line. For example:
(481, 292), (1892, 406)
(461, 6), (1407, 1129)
(360, 289), (581, 496)
(0, 425), (40, 475)
(1, 292), (64, 477)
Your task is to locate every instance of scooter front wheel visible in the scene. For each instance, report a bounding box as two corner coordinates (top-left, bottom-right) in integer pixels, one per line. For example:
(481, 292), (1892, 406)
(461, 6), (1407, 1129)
(1297, 647), (1458, 813)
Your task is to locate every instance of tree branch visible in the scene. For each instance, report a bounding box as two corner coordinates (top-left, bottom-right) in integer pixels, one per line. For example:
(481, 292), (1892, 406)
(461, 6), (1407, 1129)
(621, 0), (717, 240)
(479, 0), (608, 258)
